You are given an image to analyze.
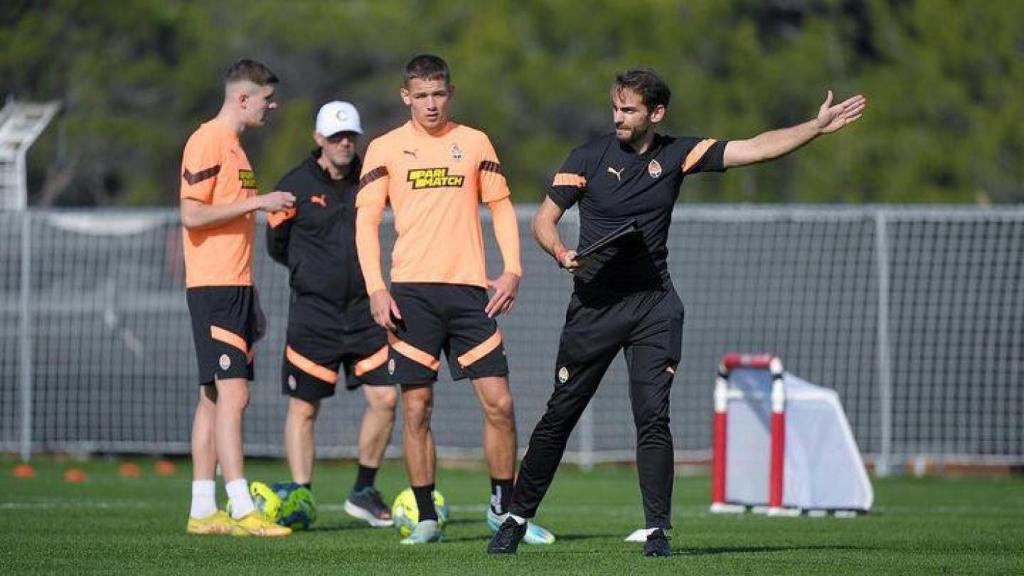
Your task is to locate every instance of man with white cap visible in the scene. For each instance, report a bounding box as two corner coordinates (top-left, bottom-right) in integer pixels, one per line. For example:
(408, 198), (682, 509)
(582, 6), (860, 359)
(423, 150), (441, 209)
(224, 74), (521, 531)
(266, 100), (397, 527)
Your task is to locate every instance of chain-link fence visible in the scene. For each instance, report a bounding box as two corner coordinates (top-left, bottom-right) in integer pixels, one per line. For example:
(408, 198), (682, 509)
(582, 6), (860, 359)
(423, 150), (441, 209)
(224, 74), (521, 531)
(2, 206), (1021, 471)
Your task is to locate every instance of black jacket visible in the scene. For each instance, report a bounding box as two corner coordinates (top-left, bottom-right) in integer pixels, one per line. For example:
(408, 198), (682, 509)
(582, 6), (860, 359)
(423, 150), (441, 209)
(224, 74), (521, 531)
(266, 151), (370, 324)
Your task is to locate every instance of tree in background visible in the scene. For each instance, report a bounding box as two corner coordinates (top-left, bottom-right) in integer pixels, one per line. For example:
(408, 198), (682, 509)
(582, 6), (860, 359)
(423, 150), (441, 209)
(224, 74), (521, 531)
(1, 0), (1020, 206)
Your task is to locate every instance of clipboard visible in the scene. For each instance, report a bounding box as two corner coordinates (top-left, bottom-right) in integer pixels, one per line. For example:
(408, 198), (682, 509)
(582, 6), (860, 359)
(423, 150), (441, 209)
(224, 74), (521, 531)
(575, 219), (640, 261)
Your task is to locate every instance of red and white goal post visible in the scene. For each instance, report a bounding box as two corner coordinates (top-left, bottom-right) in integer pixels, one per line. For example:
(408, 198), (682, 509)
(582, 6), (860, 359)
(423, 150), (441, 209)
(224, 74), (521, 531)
(710, 353), (873, 517)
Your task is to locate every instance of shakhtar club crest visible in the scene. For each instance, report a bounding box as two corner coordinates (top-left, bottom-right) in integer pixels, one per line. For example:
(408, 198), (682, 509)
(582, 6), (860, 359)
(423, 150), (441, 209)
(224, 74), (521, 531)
(449, 142), (463, 161)
(647, 159), (662, 179)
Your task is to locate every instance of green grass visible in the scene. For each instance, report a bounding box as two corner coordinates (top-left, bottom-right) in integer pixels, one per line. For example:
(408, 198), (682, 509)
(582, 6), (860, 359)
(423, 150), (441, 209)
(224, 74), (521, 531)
(2, 458), (1022, 575)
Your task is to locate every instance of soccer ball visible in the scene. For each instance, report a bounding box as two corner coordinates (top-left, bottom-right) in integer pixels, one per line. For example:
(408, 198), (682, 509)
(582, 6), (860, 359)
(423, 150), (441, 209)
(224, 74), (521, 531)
(273, 482), (317, 530)
(227, 480), (282, 521)
(391, 487), (448, 537)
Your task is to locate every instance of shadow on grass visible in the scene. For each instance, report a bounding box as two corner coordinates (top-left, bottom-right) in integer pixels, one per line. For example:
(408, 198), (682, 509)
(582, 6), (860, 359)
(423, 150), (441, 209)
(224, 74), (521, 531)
(677, 544), (868, 556)
(311, 516), (481, 534)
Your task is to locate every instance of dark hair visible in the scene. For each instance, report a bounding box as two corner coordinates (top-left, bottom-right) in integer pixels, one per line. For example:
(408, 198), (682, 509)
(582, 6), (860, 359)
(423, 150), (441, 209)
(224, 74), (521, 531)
(613, 68), (671, 110)
(224, 59), (279, 86)
(404, 54), (451, 86)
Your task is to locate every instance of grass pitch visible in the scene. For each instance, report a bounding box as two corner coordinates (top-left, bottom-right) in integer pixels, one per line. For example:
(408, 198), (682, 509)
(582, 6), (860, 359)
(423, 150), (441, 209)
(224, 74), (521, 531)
(1, 458), (1022, 575)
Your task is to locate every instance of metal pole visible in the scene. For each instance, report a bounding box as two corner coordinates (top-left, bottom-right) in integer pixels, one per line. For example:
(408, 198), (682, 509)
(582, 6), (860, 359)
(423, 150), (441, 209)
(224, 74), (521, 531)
(875, 212), (892, 477)
(18, 211), (33, 461)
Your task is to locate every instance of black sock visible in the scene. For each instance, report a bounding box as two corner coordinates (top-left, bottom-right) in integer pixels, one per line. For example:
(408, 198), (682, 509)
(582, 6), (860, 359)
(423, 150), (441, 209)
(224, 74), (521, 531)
(353, 465), (378, 492)
(490, 477), (514, 515)
(412, 483), (438, 521)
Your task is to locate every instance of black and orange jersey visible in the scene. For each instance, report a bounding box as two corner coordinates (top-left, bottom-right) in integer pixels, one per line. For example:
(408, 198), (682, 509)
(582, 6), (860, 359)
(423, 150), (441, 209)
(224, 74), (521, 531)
(180, 119), (258, 288)
(550, 133), (728, 292)
(266, 151), (373, 328)
(355, 121), (510, 291)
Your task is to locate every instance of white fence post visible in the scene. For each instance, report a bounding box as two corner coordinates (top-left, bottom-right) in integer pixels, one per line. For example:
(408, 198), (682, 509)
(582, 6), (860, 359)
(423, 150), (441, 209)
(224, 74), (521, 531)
(875, 211), (892, 477)
(19, 211), (33, 461)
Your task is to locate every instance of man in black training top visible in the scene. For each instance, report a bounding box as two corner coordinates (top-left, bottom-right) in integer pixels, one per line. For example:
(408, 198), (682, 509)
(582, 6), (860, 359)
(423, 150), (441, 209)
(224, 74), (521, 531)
(488, 68), (866, 557)
(267, 101), (397, 527)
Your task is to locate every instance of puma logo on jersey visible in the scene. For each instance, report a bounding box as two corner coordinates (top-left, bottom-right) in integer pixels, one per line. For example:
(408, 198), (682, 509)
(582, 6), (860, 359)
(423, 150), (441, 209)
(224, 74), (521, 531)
(403, 149), (417, 158)
(310, 194), (327, 207)
(607, 166), (624, 181)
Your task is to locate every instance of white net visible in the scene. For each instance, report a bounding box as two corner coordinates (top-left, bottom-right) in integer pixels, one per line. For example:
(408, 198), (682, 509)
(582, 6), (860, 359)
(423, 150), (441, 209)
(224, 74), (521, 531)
(1, 206), (1021, 466)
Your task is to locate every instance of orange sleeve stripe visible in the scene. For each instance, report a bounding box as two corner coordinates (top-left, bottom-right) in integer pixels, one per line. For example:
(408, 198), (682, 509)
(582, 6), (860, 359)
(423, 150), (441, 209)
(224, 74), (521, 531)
(210, 326), (253, 362)
(286, 346), (338, 384)
(354, 345), (389, 377)
(267, 207), (296, 228)
(682, 139), (717, 173)
(457, 330), (502, 368)
(388, 333), (440, 372)
(553, 173), (586, 188)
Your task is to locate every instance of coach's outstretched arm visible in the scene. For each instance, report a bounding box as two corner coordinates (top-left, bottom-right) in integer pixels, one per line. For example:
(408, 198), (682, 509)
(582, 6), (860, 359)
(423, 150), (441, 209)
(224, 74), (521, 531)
(723, 91), (866, 168)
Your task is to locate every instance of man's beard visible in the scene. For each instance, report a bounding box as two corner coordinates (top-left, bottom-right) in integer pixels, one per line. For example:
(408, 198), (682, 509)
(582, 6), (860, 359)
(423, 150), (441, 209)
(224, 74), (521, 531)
(616, 124), (647, 145)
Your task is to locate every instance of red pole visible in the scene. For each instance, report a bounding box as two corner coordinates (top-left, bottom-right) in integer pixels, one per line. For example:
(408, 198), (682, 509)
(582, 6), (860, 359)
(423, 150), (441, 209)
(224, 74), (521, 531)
(768, 358), (786, 509)
(712, 373), (728, 506)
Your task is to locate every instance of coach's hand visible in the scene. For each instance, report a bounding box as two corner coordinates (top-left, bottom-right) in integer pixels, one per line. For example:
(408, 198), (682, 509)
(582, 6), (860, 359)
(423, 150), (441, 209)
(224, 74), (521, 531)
(370, 289), (402, 331)
(486, 271), (520, 318)
(557, 249), (580, 272)
(259, 191), (296, 212)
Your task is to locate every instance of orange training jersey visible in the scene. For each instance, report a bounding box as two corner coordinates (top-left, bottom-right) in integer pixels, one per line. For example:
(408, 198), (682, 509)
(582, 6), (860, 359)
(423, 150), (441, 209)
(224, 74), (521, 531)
(356, 121), (510, 288)
(179, 119), (257, 288)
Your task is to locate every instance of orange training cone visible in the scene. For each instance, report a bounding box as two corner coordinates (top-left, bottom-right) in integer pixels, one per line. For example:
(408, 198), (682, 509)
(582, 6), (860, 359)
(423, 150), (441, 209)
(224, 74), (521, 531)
(154, 459), (177, 476)
(119, 462), (142, 478)
(13, 463), (36, 479)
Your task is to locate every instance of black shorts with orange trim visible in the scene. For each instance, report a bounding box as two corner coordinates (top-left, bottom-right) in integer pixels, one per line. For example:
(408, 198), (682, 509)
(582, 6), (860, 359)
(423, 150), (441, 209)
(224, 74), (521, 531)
(186, 286), (257, 386)
(388, 283), (508, 384)
(282, 316), (390, 403)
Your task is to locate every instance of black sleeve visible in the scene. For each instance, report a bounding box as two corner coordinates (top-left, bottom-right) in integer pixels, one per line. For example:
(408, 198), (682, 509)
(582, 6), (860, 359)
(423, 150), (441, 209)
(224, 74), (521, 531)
(265, 176), (295, 266)
(547, 147), (589, 210)
(679, 137), (729, 174)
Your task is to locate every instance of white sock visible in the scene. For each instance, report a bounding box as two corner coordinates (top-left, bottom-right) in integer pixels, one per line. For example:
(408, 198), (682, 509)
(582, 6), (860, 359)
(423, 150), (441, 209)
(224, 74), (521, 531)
(509, 513), (527, 526)
(190, 480), (217, 519)
(226, 478), (255, 519)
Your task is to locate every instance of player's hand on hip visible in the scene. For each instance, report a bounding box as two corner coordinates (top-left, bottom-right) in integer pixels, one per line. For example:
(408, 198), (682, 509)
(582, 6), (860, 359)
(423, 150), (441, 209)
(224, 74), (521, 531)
(486, 272), (520, 318)
(370, 289), (401, 331)
(259, 191), (296, 212)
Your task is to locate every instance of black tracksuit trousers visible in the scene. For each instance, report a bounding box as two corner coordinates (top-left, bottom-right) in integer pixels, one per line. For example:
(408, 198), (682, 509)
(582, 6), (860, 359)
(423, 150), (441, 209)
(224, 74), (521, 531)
(509, 283), (685, 529)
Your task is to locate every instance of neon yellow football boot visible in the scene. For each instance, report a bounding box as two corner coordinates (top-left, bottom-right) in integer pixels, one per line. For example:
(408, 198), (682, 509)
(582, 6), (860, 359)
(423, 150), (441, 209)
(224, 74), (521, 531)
(231, 510), (292, 537)
(186, 510), (234, 535)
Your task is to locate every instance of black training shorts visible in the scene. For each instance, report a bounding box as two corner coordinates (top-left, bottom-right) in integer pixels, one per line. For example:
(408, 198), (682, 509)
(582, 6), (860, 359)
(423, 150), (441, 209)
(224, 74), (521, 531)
(186, 286), (258, 386)
(282, 299), (390, 403)
(388, 283), (508, 384)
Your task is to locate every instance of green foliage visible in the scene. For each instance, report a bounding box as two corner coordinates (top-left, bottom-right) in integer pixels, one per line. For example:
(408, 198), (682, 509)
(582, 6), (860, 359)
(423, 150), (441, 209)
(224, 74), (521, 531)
(1, 0), (1021, 205)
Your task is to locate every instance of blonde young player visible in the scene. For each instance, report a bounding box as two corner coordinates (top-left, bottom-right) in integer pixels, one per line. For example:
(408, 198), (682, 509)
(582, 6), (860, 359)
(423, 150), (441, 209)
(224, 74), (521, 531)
(355, 54), (553, 545)
(181, 59), (294, 537)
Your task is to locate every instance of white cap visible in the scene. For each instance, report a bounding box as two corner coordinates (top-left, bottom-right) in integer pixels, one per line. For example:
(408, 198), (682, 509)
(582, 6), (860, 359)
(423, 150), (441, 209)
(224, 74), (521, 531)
(315, 101), (363, 136)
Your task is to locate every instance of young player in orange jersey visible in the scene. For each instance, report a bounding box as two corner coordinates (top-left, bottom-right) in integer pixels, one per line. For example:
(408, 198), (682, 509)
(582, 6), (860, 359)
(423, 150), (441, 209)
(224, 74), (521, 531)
(180, 59), (295, 537)
(355, 54), (553, 545)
